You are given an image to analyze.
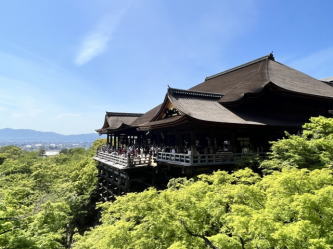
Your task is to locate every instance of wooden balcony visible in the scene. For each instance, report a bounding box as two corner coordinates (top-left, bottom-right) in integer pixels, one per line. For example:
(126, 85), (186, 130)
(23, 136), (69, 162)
(95, 150), (264, 169)
(94, 151), (152, 169)
(156, 152), (260, 166)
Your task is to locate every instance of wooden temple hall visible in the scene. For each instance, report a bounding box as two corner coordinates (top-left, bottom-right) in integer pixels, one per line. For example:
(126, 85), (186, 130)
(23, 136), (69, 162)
(94, 54), (333, 197)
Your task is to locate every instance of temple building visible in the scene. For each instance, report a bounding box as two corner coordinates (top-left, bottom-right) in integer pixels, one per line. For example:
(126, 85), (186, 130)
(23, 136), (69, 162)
(94, 54), (333, 199)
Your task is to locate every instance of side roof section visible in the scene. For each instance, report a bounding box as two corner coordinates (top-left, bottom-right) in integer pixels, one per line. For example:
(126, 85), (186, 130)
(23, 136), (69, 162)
(96, 112), (143, 134)
(130, 104), (162, 126)
(139, 87), (300, 128)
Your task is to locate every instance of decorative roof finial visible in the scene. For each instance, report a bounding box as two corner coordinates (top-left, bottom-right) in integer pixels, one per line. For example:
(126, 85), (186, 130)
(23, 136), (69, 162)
(269, 51), (275, 61)
(167, 84), (173, 95)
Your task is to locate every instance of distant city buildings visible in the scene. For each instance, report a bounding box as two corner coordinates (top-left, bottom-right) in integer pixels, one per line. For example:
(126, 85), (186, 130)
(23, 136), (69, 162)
(0, 142), (93, 152)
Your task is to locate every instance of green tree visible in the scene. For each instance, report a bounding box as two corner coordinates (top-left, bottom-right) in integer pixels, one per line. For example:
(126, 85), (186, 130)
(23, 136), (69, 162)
(0, 143), (97, 249)
(261, 116), (333, 172)
(73, 168), (333, 249)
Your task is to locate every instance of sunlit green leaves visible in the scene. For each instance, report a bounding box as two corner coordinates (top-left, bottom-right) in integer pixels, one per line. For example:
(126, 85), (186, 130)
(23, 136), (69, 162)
(261, 117), (333, 172)
(0, 144), (98, 249)
(74, 167), (333, 249)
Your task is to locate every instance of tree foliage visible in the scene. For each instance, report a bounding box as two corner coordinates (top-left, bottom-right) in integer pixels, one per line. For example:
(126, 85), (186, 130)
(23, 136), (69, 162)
(261, 116), (333, 172)
(73, 168), (333, 249)
(0, 140), (101, 249)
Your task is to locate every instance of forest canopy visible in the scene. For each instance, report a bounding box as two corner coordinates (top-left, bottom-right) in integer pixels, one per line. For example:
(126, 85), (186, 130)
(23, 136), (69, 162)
(0, 140), (103, 249)
(1, 117), (333, 249)
(73, 168), (333, 249)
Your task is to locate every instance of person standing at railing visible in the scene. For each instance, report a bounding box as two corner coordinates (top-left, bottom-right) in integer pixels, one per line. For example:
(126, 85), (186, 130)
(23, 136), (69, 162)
(148, 150), (152, 166)
(127, 153), (133, 167)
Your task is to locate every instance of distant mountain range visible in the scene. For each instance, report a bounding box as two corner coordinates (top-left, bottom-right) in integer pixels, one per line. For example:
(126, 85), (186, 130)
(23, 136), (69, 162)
(0, 128), (101, 144)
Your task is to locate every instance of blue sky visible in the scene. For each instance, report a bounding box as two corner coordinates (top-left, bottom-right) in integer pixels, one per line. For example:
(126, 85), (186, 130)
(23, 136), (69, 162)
(0, 0), (332, 134)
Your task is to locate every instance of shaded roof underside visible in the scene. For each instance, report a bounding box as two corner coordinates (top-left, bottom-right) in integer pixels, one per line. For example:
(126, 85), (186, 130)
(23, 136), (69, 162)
(138, 115), (187, 130)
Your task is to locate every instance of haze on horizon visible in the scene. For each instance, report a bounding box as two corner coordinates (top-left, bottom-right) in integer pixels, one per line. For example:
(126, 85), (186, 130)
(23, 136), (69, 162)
(0, 0), (332, 135)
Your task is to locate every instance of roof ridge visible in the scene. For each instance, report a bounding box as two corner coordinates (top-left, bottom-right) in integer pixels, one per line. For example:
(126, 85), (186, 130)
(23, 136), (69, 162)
(168, 87), (223, 98)
(205, 53), (275, 81)
(106, 112), (143, 117)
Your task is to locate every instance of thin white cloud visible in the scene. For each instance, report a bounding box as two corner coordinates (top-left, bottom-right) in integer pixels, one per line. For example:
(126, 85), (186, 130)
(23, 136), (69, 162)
(289, 47), (333, 79)
(74, 32), (110, 66)
(74, 4), (131, 66)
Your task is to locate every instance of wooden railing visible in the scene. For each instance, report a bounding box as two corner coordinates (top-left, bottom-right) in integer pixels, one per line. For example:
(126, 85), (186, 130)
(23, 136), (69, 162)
(157, 152), (192, 165)
(131, 155), (151, 167)
(95, 151), (129, 168)
(95, 151), (152, 168)
(157, 152), (262, 166)
(192, 153), (236, 165)
(95, 150), (265, 168)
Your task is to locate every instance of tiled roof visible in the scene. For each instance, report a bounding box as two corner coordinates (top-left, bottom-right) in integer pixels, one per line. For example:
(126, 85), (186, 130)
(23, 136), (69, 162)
(96, 112), (142, 133)
(191, 54), (333, 103)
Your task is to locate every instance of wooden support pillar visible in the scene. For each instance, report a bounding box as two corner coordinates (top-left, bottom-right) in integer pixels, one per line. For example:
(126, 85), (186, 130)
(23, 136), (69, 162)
(117, 136), (119, 149)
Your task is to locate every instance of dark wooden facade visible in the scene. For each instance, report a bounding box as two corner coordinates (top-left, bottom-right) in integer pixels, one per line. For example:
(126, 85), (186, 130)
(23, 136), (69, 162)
(94, 54), (333, 199)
